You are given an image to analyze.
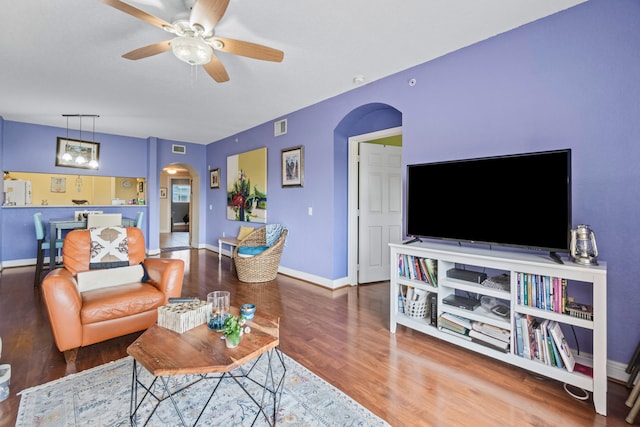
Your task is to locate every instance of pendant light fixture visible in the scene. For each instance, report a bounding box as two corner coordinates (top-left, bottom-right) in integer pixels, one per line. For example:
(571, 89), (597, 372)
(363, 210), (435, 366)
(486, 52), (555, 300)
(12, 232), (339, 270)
(62, 114), (100, 169)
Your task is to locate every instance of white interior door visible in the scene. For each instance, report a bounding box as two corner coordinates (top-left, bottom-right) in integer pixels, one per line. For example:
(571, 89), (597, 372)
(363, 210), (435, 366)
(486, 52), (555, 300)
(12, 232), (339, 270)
(358, 143), (402, 283)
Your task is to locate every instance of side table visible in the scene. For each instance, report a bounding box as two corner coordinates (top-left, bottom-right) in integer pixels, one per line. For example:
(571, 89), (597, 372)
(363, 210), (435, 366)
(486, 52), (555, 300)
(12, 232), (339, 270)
(218, 236), (240, 260)
(128, 307), (284, 426)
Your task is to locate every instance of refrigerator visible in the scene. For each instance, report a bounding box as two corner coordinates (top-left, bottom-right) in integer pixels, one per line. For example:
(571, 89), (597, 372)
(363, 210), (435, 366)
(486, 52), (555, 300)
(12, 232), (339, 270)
(4, 179), (32, 205)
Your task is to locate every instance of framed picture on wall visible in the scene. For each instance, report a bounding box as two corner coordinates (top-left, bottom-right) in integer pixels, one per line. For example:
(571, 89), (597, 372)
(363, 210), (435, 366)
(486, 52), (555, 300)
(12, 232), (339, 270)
(55, 137), (100, 169)
(160, 187), (167, 199)
(210, 168), (220, 189)
(51, 177), (66, 193)
(281, 145), (304, 187)
(138, 181), (144, 193)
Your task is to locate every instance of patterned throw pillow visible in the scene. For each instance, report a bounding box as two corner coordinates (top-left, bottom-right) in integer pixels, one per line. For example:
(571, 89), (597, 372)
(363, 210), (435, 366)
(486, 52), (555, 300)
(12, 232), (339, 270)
(89, 226), (129, 269)
(265, 224), (285, 247)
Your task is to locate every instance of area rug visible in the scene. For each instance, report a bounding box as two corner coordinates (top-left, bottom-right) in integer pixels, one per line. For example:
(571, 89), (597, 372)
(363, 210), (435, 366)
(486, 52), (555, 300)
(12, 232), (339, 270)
(16, 352), (389, 426)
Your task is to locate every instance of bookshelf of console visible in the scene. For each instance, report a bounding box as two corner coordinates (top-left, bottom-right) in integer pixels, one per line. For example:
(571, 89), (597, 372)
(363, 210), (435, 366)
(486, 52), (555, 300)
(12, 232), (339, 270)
(389, 241), (608, 415)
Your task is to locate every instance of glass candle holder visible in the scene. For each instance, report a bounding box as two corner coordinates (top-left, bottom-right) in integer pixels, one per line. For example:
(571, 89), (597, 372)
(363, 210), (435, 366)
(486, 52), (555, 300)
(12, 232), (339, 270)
(207, 290), (230, 331)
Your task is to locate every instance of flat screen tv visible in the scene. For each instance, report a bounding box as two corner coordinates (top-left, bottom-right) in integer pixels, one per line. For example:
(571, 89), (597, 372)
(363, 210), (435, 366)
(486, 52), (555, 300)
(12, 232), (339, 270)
(406, 149), (572, 256)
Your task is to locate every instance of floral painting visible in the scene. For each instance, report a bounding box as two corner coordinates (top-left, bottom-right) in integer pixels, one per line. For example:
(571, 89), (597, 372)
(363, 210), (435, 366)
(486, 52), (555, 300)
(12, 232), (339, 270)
(227, 147), (267, 223)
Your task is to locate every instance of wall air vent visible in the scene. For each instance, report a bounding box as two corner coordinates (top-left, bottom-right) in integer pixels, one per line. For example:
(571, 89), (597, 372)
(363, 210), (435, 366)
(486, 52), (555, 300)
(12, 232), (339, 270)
(274, 119), (287, 136)
(172, 144), (186, 154)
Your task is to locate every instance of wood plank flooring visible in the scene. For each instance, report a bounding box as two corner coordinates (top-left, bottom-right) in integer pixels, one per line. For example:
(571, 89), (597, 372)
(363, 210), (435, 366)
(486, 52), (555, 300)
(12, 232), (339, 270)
(0, 247), (633, 426)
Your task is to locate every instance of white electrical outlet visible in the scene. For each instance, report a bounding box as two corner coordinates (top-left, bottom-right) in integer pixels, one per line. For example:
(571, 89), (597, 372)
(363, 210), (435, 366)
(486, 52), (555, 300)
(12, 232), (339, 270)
(308, 207), (313, 216)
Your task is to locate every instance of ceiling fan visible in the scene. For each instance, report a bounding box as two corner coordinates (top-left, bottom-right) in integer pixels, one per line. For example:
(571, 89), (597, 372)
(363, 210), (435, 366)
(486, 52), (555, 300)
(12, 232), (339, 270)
(100, 0), (284, 83)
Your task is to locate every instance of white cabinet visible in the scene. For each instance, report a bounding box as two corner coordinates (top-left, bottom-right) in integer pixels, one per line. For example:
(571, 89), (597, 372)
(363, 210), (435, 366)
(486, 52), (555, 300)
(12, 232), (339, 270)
(389, 241), (607, 415)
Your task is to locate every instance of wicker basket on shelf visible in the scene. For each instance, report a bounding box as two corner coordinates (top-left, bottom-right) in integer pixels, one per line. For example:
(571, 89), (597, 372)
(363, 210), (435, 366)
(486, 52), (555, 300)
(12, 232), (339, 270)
(233, 226), (288, 283)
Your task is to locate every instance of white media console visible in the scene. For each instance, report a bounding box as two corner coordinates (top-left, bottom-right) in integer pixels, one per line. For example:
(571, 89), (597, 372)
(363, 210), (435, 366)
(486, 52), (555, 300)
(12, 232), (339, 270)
(389, 241), (607, 415)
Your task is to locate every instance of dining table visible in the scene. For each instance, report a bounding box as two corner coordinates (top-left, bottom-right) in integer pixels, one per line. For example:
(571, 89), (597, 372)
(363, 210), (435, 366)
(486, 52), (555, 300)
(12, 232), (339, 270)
(48, 217), (135, 270)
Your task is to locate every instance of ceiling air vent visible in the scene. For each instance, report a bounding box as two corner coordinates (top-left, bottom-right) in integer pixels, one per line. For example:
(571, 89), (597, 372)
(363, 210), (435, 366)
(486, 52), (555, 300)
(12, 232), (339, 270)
(172, 144), (186, 154)
(274, 119), (287, 136)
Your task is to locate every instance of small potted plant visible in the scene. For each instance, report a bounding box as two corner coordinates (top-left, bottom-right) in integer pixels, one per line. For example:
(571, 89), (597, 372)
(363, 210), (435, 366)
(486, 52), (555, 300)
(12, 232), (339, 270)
(223, 314), (245, 348)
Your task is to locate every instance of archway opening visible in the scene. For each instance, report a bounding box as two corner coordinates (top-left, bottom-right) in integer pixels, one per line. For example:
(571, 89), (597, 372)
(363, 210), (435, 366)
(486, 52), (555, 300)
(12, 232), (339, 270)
(159, 163), (200, 250)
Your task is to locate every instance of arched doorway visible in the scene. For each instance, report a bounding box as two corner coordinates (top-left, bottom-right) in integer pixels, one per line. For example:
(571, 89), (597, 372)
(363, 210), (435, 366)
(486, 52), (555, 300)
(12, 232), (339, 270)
(159, 163), (200, 250)
(334, 103), (403, 285)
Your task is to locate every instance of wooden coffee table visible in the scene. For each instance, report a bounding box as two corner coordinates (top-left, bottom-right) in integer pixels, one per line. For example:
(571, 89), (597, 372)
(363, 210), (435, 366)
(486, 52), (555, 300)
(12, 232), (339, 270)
(127, 307), (284, 426)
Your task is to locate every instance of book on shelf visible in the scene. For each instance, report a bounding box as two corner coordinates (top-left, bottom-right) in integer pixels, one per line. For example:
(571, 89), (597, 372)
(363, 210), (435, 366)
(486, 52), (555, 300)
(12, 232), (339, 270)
(471, 321), (510, 343)
(398, 255), (437, 286)
(517, 273), (568, 314)
(539, 319), (551, 365)
(548, 320), (576, 372)
(438, 318), (469, 335)
(469, 329), (510, 352)
(438, 326), (472, 341)
(515, 315), (525, 357)
(440, 312), (473, 330)
(549, 330), (564, 369)
(517, 314), (538, 360)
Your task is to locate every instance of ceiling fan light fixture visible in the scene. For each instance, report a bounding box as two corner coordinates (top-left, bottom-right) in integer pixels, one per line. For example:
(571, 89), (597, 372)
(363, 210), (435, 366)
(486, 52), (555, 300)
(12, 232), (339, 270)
(171, 36), (212, 65)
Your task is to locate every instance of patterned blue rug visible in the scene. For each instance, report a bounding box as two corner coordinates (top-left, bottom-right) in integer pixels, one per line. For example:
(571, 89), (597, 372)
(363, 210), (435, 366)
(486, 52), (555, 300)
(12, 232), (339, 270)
(16, 352), (388, 426)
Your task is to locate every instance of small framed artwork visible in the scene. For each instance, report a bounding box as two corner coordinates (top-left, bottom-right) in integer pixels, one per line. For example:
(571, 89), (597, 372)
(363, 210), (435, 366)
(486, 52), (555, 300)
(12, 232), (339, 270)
(281, 146), (304, 187)
(160, 187), (167, 199)
(51, 177), (66, 193)
(55, 137), (100, 169)
(210, 168), (220, 189)
(138, 181), (144, 193)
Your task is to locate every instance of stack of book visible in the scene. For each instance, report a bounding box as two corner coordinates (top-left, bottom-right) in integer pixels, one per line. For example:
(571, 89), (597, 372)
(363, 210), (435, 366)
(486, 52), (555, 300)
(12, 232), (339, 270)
(469, 321), (510, 352)
(516, 273), (567, 313)
(438, 312), (472, 339)
(514, 314), (576, 372)
(398, 255), (438, 286)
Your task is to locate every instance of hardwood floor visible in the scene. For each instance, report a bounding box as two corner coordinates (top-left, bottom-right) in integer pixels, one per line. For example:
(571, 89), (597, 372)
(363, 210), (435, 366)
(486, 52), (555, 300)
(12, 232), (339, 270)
(0, 248), (633, 426)
(160, 231), (189, 248)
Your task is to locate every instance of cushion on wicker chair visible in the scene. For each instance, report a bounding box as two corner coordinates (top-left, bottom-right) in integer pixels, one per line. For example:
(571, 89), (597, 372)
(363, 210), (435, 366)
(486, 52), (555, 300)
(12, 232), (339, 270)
(237, 245), (269, 258)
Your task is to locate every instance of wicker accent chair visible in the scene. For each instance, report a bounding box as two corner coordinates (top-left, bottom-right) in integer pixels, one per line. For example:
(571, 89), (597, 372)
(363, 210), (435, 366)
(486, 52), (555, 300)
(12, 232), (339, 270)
(233, 226), (288, 283)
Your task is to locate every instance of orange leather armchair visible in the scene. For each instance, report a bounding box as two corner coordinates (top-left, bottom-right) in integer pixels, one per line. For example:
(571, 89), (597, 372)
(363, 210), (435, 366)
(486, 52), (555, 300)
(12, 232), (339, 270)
(41, 227), (184, 369)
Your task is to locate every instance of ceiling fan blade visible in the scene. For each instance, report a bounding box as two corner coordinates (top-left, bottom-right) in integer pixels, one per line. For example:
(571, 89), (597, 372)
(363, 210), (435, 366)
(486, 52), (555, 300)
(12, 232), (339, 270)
(203, 55), (230, 82)
(190, 0), (230, 34)
(122, 40), (172, 60)
(100, 0), (174, 31)
(212, 37), (284, 62)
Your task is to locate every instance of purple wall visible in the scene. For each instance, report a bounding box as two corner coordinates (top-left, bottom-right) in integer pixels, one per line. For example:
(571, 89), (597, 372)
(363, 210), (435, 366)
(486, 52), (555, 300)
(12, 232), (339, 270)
(3, 121), (148, 177)
(207, 0), (640, 364)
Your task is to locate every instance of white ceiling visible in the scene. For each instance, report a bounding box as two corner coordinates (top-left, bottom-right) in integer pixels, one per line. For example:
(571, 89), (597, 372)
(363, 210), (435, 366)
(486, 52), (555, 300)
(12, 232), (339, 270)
(0, 0), (585, 145)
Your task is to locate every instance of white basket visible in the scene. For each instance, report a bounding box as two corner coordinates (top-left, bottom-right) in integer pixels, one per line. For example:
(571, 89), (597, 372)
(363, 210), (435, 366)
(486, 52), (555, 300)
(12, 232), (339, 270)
(403, 297), (428, 319)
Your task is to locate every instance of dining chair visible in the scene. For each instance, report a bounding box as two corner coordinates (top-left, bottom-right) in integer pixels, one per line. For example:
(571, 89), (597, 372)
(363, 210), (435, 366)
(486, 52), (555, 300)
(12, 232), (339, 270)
(86, 213), (122, 228)
(33, 213), (63, 287)
(134, 211), (144, 229)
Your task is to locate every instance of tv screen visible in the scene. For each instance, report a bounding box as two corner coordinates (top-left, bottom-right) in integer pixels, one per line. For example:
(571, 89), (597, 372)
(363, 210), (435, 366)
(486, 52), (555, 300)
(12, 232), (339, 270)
(406, 149), (571, 253)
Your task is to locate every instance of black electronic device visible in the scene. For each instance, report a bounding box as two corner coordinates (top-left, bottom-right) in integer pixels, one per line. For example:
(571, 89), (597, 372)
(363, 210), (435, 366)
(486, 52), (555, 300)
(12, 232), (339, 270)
(442, 294), (480, 311)
(427, 293), (438, 325)
(446, 268), (488, 284)
(491, 304), (510, 317)
(406, 149), (572, 256)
